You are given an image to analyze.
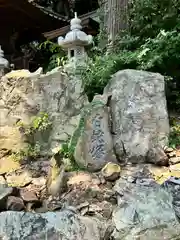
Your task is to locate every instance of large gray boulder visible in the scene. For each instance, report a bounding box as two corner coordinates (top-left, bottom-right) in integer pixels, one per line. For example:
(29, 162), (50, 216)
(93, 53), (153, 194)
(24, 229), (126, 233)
(0, 68), (87, 155)
(0, 209), (106, 240)
(104, 69), (169, 164)
(112, 179), (180, 239)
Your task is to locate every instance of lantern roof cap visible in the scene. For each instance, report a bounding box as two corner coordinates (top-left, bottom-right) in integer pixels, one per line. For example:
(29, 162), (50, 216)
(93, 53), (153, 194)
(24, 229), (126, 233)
(58, 12), (93, 48)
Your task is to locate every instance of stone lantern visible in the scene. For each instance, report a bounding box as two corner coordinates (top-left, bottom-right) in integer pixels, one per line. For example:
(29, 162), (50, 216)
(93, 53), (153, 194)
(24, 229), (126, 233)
(0, 46), (9, 77)
(58, 12), (93, 69)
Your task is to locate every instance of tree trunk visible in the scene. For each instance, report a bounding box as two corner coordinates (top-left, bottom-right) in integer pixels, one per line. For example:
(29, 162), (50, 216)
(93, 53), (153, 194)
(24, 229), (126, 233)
(99, 0), (129, 53)
(97, 0), (108, 49)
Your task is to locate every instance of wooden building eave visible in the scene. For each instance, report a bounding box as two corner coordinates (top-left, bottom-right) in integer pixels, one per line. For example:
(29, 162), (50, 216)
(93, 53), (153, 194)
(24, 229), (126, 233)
(0, 0), (68, 37)
(43, 10), (100, 40)
(29, 1), (69, 22)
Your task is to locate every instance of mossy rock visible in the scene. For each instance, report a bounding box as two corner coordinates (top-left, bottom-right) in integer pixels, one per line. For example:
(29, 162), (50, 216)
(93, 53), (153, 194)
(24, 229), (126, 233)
(101, 162), (121, 181)
(68, 97), (106, 158)
(69, 95), (117, 171)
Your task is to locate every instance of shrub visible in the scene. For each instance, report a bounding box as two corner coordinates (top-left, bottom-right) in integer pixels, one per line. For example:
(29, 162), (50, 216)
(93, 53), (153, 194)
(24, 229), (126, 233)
(82, 50), (139, 101)
(16, 112), (52, 160)
(130, 0), (180, 40)
(35, 40), (67, 72)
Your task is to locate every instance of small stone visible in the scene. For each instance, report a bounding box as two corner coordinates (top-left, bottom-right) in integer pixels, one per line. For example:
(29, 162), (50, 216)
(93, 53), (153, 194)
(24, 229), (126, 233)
(106, 182), (114, 189)
(170, 163), (180, 171)
(6, 196), (25, 211)
(67, 172), (92, 186)
(97, 174), (106, 185)
(164, 147), (174, 153)
(169, 157), (180, 165)
(45, 198), (62, 212)
(88, 204), (103, 214)
(104, 190), (117, 204)
(100, 176), (106, 184)
(76, 201), (89, 211)
(80, 206), (89, 216)
(64, 206), (77, 213)
(20, 189), (38, 203)
(48, 196), (53, 201)
(147, 147), (169, 166)
(101, 162), (121, 181)
(136, 178), (156, 186)
(6, 171), (32, 187)
(127, 176), (136, 183)
(26, 202), (35, 212)
(101, 201), (113, 219)
(174, 185), (180, 191)
(0, 184), (13, 211)
(92, 178), (101, 185)
(32, 177), (46, 186)
(0, 156), (20, 175)
(0, 176), (7, 185)
(167, 177), (180, 185)
(167, 152), (176, 158)
(26, 200), (42, 212)
(47, 165), (67, 197)
(176, 150), (180, 157)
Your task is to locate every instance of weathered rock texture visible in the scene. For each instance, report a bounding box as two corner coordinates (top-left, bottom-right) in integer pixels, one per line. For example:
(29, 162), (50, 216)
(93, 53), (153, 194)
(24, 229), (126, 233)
(0, 68), (87, 155)
(0, 210), (106, 240)
(112, 179), (180, 239)
(72, 96), (117, 171)
(104, 69), (169, 164)
(0, 184), (13, 211)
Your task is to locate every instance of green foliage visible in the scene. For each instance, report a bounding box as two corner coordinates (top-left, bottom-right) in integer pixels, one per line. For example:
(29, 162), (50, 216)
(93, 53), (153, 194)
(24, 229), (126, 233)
(69, 99), (105, 154)
(130, 0), (180, 40)
(16, 112), (52, 160)
(31, 112), (52, 132)
(169, 128), (180, 149)
(17, 112), (52, 137)
(52, 142), (83, 172)
(129, 0), (180, 110)
(23, 143), (41, 158)
(12, 143), (41, 162)
(82, 0), (180, 108)
(83, 22), (180, 109)
(169, 118), (180, 148)
(52, 142), (73, 160)
(82, 50), (139, 101)
(136, 30), (180, 72)
(36, 40), (67, 72)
